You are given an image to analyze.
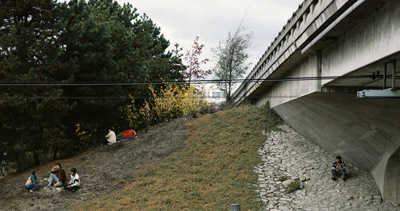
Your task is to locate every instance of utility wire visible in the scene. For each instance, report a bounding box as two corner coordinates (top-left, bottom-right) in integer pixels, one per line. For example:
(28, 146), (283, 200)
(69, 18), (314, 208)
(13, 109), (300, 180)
(0, 74), (383, 86)
(0, 74), (391, 100)
(0, 96), (226, 99)
(0, 96), (300, 100)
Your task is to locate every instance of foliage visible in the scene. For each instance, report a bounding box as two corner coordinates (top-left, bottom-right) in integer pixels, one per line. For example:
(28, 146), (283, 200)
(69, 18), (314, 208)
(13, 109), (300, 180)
(279, 175), (289, 182)
(212, 18), (252, 102)
(138, 100), (154, 133)
(123, 96), (142, 129)
(260, 102), (282, 130)
(75, 123), (97, 147)
(179, 85), (209, 118)
(77, 105), (280, 210)
(199, 105), (210, 115)
(286, 179), (301, 193)
(0, 0), (74, 171)
(149, 85), (181, 122)
(0, 0), (184, 172)
(125, 84), (209, 131)
(183, 36), (211, 84)
(60, 0), (184, 138)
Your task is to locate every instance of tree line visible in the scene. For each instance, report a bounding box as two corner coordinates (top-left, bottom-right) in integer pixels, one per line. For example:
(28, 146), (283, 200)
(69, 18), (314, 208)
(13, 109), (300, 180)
(0, 0), (186, 173)
(0, 0), (253, 174)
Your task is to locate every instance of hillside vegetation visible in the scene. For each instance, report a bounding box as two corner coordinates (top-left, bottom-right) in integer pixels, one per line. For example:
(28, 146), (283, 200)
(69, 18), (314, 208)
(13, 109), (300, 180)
(0, 0), (185, 173)
(0, 118), (189, 211)
(77, 105), (280, 210)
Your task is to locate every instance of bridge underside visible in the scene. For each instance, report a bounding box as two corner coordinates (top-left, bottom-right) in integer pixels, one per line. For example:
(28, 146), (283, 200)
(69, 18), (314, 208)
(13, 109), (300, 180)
(232, 0), (400, 202)
(273, 92), (400, 202)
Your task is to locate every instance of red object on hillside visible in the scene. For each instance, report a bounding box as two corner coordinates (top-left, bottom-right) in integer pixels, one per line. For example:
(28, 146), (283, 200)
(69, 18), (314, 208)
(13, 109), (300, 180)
(122, 129), (136, 139)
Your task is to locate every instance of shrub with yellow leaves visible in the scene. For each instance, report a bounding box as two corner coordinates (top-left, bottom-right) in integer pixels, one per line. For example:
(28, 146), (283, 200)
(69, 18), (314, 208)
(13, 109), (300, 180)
(180, 85), (209, 118)
(124, 84), (209, 131)
(123, 95), (142, 129)
(75, 123), (97, 146)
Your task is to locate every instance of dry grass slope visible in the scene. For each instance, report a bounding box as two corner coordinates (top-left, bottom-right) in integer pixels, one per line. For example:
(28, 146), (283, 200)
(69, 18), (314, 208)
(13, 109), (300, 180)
(76, 105), (280, 211)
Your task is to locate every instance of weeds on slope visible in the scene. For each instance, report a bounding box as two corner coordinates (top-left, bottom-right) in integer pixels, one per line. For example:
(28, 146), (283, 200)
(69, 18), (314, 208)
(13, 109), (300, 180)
(77, 104), (280, 211)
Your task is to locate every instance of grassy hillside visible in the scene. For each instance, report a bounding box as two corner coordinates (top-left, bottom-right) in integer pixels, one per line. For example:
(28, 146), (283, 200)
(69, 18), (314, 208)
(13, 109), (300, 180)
(77, 105), (280, 210)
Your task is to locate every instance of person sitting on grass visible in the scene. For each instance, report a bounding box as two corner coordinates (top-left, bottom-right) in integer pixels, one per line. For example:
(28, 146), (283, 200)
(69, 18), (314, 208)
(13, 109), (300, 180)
(46, 163), (67, 188)
(122, 129), (136, 139)
(331, 155), (346, 181)
(102, 128), (116, 145)
(65, 168), (80, 192)
(25, 171), (40, 192)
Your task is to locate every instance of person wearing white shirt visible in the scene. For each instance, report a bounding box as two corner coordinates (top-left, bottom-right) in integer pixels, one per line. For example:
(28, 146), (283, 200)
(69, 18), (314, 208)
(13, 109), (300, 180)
(102, 128), (116, 145)
(66, 168), (80, 192)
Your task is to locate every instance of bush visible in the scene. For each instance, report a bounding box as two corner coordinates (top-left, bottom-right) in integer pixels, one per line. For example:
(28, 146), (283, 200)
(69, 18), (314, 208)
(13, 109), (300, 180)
(199, 105), (209, 115)
(286, 179), (301, 193)
(124, 85), (210, 129)
(279, 176), (289, 182)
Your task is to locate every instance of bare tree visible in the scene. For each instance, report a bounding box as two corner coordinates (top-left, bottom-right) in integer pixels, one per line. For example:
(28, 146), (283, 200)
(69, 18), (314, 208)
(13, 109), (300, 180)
(212, 18), (252, 102)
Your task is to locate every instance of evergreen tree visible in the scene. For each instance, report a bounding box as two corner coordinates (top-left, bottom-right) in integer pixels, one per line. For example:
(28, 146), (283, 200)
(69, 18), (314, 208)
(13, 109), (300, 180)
(60, 1), (185, 143)
(0, 0), (73, 171)
(0, 0), (185, 172)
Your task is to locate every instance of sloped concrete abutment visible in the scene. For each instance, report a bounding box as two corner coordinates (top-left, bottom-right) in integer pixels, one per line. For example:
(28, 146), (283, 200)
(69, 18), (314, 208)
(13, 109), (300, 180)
(273, 92), (400, 203)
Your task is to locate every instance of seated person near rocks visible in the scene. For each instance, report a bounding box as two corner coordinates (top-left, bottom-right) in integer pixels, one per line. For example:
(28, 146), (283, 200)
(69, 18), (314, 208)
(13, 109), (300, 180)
(331, 155), (346, 181)
(65, 168), (80, 192)
(102, 128), (116, 145)
(46, 163), (67, 188)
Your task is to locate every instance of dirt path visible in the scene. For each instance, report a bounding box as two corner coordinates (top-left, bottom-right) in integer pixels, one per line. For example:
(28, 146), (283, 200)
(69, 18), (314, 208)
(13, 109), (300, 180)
(0, 118), (189, 211)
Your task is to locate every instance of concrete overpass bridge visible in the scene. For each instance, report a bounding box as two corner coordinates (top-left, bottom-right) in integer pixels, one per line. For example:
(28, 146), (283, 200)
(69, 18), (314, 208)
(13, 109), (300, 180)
(232, 0), (400, 202)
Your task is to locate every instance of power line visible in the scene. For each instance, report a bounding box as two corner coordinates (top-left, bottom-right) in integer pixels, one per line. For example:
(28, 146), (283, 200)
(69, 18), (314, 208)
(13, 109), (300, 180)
(0, 96), (227, 100)
(0, 74), (387, 100)
(0, 74), (381, 87)
(0, 95), (300, 100)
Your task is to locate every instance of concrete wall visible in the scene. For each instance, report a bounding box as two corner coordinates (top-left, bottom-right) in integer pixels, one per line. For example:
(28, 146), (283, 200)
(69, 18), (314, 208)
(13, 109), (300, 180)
(322, 0), (400, 85)
(273, 92), (400, 201)
(384, 147), (400, 202)
(256, 53), (320, 107)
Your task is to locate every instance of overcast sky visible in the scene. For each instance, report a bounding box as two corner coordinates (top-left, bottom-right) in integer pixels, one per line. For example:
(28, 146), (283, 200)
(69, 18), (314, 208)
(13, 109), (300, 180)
(115, 0), (303, 76)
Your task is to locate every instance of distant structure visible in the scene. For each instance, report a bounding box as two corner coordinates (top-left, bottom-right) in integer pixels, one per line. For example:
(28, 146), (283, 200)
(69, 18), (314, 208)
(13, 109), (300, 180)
(202, 84), (225, 105)
(232, 0), (400, 203)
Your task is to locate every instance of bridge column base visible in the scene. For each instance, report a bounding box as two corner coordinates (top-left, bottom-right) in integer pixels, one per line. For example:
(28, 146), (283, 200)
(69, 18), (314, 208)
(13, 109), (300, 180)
(272, 92), (400, 202)
(384, 147), (400, 202)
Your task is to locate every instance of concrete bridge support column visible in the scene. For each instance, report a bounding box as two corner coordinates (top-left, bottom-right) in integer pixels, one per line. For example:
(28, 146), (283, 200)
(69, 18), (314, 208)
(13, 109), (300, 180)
(384, 147), (400, 202)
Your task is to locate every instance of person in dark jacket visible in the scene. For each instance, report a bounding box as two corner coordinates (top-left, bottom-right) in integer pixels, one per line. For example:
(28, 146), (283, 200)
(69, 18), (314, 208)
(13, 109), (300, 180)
(55, 163), (67, 188)
(46, 163), (67, 188)
(331, 155), (346, 181)
(25, 171), (39, 192)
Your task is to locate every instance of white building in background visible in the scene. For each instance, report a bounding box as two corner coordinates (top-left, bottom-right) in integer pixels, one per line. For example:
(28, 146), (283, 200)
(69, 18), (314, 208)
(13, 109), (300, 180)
(201, 84), (225, 105)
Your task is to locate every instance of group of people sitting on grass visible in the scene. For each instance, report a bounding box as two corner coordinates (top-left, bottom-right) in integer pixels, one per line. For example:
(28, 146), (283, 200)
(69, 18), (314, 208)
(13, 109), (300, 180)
(23, 128), (137, 193)
(102, 128), (136, 145)
(24, 163), (80, 193)
(23, 153), (345, 194)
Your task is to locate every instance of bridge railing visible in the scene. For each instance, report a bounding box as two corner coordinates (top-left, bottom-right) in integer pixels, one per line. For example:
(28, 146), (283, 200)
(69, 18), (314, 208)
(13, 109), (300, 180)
(232, 0), (356, 105)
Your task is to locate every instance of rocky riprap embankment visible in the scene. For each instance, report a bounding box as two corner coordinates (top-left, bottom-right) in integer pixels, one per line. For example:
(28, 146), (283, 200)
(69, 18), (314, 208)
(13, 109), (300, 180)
(255, 124), (400, 211)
